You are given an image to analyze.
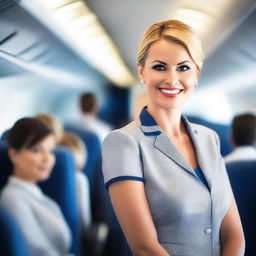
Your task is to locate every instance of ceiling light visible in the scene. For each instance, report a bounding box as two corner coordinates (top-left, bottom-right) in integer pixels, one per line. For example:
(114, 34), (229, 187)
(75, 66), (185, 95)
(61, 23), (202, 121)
(36, 0), (135, 86)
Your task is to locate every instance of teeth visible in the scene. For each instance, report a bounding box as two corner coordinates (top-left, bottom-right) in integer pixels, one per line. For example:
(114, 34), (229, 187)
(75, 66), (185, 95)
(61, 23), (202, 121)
(160, 89), (181, 95)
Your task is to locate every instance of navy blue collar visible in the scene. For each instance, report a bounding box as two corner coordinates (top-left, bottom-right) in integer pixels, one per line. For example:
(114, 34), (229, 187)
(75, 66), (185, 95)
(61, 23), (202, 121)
(139, 106), (198, 136)
(139, 107), (162, 136)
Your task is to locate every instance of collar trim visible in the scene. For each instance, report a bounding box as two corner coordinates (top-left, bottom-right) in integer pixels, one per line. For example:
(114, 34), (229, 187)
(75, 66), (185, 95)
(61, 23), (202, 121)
(139, 107), (162, 136)
(139, 106), (198, 136)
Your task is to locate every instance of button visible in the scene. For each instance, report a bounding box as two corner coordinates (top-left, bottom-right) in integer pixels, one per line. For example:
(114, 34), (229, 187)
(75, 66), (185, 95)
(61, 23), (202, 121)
(205, 228), (212, 234)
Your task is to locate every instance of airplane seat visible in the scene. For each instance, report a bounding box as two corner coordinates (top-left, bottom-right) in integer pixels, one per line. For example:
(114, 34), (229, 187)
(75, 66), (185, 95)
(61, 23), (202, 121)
(0, 141), (12, 191)
(0, 130), (8, 141)
(0, 142), (81, 256)
(187, 116), (232, 156)
(64, 125), (109, 222)
(64, 124), (101, 194)
(226, 160), (256, 256)
(0, 206), (30, 256)
(39, 146), (80, 256)
(64, 124), (131, 255)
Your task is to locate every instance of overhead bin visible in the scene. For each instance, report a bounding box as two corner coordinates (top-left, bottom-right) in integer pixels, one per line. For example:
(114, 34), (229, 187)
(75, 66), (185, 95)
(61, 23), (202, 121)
(0, 1), (106, 86)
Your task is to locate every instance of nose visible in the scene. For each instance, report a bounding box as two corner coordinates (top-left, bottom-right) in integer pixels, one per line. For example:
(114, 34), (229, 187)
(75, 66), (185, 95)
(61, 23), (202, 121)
(165, 70), (178, 86)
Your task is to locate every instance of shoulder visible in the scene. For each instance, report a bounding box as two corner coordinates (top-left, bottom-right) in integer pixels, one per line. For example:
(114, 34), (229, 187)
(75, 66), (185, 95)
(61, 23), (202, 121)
(0, 184), (32, 214)
(190, 122), (218, 141)
(103, 120), (141, 147)
(1, 182), (25, 203)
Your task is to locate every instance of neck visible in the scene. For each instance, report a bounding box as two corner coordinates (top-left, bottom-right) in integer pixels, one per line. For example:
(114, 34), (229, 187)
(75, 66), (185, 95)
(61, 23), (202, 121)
(147, 104), (183, 136)
(13, 169), (36, 184)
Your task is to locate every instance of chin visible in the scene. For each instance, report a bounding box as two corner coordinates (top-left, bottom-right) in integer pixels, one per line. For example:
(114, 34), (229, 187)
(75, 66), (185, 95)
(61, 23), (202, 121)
(157, 102), (181, 111)
(38, 172), (51, 182)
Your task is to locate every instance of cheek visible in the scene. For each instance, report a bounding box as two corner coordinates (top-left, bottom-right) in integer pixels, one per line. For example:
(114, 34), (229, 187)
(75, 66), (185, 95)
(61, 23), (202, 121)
(182, 73), (197, 87)
(49, 155), (56, 168)
(144, 69), (164, 86)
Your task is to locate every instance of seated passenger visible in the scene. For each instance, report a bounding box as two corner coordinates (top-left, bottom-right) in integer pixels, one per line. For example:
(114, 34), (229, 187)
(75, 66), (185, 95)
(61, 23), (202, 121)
(0, 118), (72, 256)
(79, 92), (112, 143)
(225, 113), (256, 163)
(60, 132), (91, 230)
(35, 113), (64, 144)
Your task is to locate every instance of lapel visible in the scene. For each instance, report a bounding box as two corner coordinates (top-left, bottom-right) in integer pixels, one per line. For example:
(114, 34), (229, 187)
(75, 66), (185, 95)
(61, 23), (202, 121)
(154, 132), (193, 173)
(182, 116), (213, 190)
(139, 107), (212, 190)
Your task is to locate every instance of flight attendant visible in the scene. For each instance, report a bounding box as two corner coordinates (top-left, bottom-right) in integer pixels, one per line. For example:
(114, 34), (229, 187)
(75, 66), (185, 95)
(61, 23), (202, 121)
(102, 20), (245, 256)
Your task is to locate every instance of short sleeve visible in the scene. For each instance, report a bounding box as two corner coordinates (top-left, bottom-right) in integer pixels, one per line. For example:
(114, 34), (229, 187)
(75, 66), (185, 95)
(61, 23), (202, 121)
(102, 130), (144, 188)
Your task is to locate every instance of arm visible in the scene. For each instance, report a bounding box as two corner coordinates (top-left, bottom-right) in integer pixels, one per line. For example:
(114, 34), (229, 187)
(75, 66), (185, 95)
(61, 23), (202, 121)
(109, 180), (170, 256)
(220, 196), (245, 256)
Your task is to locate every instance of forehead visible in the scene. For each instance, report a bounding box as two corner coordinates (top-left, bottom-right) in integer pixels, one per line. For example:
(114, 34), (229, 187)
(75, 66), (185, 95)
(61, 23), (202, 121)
(146, 39), (192, 64)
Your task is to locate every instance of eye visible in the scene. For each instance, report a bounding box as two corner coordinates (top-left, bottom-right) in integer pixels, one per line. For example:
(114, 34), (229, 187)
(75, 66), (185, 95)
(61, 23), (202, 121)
(152, 64), (166, 71)
(30, 146), (42, 153)
(177, 65), (190, 72)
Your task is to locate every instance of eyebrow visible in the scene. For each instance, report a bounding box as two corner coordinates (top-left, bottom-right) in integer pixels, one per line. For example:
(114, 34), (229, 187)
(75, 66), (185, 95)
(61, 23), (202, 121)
(151, 60), (191, 65)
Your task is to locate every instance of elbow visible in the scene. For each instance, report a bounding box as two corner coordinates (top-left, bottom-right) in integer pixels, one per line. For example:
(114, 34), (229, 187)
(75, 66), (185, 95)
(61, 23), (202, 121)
(240, 233), (246, 253)
(222, 231), (245, 255)
(131, 242), (151, 255)
(130, 241), (163, 256)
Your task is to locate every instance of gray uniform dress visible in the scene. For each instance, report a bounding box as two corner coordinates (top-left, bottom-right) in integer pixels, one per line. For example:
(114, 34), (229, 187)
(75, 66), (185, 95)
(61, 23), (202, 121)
(102, 107), (232, 256)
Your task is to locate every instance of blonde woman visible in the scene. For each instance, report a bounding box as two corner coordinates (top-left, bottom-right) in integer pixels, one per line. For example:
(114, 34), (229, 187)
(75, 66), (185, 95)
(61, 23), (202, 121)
(102, 20), (245, 256)
(35, 114), (64, 144)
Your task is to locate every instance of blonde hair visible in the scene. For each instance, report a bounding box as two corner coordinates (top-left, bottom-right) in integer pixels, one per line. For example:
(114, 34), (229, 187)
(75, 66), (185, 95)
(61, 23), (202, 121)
(34, 114), (63, 144)
(60, 132), (87, 172)
(137, 20), (204, 72)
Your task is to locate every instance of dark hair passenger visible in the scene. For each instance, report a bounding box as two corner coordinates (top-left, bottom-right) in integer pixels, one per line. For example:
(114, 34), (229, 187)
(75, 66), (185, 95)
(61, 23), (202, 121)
(225, 113), (256, 163)
(0, 117), (72, 256)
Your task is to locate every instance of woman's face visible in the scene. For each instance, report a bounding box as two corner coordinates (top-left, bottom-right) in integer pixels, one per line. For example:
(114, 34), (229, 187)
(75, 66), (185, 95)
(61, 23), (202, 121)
(138, 39), (198, 111)
(10, 134), (56, 184)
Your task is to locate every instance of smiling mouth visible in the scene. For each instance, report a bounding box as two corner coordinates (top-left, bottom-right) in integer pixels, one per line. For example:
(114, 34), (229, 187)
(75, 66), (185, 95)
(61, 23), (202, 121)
(159, 88), (184, 97)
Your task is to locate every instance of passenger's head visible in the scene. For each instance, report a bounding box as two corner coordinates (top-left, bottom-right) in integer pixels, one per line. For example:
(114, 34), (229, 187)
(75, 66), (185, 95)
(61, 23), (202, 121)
(80, 93), (97, 115)
(7, 118), (56, 183)
(34, 114), (63, 144)
(60, 132), (87, 172)
(231, 113), (256, 147)
(137, 20), (204, 111)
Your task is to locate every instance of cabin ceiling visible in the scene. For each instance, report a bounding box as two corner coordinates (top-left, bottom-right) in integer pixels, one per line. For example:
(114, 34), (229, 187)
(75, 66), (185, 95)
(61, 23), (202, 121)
(0, 0), (256, 90)
(86, 0), (256, 90)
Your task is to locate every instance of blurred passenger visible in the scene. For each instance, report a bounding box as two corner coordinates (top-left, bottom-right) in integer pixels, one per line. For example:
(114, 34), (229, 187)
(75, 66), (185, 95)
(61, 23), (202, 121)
(102, 20), (245, 256)
(0, 118), (72, 256)
(60, 132), (91, 230)
(79, 93), (112, 143)
(225, 113), (256, 163)
(35, 113), (64, 144)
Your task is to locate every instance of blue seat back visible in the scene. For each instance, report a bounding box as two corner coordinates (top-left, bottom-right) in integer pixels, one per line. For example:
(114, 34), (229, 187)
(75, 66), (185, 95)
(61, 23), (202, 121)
(0, 206), (30, 256)
(0, 142), (80, 256)
(39, 146), (80, 255)
(0, 130), (8, 141)
(64, 125), (132, 255)
(65, 124), (101, 194)
(0, 142), (12, 191)
(226, 161), (256, 256)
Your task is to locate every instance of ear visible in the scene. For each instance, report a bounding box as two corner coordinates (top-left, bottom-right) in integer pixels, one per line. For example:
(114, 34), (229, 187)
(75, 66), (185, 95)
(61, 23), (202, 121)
(8, 148), (18, 163)
(137, 64), (145, 83)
